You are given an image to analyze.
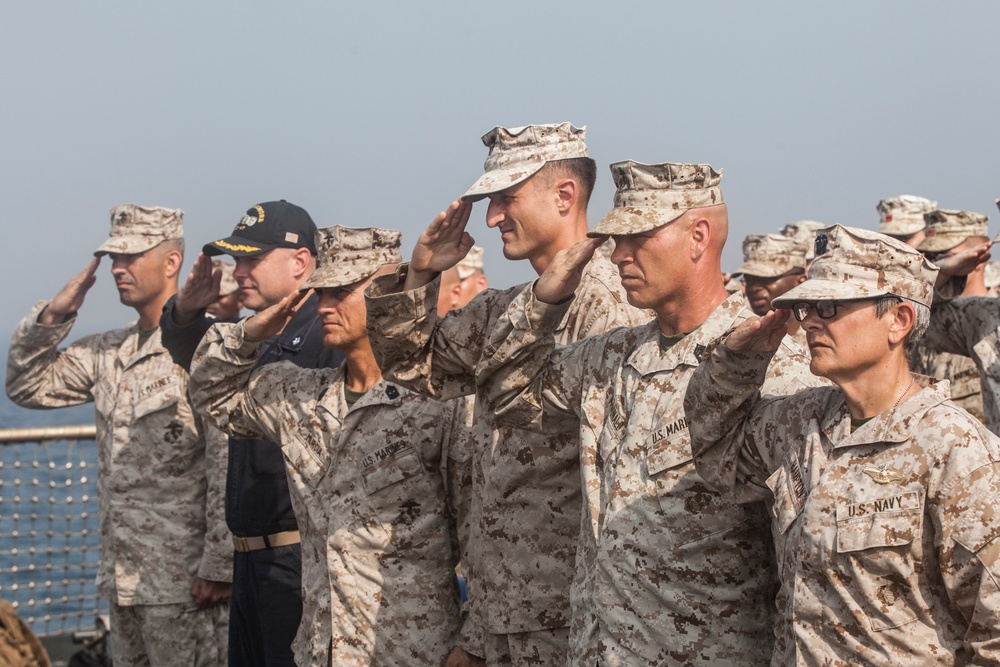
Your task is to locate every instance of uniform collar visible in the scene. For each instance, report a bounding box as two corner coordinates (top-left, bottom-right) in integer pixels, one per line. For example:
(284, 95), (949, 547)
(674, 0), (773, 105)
(117, 322), (164, 369)
(824, 375), (949, 449)
(626, 292), (747, 375)
(316, 372), (407, 421)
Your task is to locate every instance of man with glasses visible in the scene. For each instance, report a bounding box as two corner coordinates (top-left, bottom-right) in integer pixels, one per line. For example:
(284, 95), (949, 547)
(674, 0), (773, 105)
(472, 161), (820, 665)
(686, 224), (1000, 665)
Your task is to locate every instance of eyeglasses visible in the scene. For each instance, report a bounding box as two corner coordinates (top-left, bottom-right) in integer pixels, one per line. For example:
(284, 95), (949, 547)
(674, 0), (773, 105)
(790, 301), (842, 322)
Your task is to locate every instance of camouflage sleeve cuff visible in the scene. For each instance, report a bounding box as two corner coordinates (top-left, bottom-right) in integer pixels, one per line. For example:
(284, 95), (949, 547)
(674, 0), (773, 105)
(225, 320), (264, 359)
(520, 282), (574, 333)
(932, 277), (965, 305)
(24, 300), (77, 339)
(365, 263), (441, 321)
(196, 556), (233, 583)
(715, 340), (775, 384)
(456, 614), (486, 659)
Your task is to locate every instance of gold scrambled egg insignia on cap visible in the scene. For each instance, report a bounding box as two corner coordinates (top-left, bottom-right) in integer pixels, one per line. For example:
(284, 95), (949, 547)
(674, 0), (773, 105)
(863, 464), (904, 484)
(215, 239), (262, 253)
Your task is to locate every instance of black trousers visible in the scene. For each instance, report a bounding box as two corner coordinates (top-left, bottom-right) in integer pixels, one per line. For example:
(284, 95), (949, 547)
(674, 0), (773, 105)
(229, 543), (303, 667)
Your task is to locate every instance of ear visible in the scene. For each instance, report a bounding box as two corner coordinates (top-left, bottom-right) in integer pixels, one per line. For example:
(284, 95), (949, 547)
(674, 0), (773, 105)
(164, 249), (183, 280)
(473, 274), (488, 292)
(887, 301), (915, 346)
(554, 178), (578, 213)
(689, 216), (711, 260)
(291, 247), (314, 281)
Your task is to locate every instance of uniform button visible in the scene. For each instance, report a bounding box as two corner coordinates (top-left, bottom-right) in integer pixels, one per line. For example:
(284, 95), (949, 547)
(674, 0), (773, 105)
(386, 385), (399, 399)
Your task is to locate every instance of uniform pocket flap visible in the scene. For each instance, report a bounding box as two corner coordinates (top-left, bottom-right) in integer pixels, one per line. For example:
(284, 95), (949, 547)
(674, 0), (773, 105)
(646, 433), (692, 477)
(361, 446), (423, 494)
(836, 492), (921, 553)
(133, 379), (182, 419)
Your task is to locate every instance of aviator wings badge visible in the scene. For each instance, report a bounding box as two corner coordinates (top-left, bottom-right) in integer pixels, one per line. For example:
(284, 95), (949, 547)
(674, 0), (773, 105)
(863, 464), (904, 484)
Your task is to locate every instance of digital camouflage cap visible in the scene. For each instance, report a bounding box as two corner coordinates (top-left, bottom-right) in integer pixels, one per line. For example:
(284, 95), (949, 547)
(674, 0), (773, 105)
(93, 204), (184, 256)
(876, 195), (937, 237)
(772, 225), (938, 309)
(300, 225), (402, 291)
(733, 233), (808, 278)
(461, 123), (589, 202)
(781, 220), (827, 261)
(589, 161), (723, 237)
(455, 246), (485, 281)
(211, 259), (239, 296)
(917, 209), (990, 253)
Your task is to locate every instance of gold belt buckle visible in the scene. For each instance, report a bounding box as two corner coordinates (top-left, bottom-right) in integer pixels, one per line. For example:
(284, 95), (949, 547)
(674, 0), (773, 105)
(233, 536), (252, 552)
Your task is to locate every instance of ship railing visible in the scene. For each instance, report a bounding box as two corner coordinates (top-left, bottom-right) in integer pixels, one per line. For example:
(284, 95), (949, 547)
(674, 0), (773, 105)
(0, 424), (106, 638)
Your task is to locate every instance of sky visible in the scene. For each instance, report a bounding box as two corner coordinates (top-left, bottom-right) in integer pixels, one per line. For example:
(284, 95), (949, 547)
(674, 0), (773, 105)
(1, 1), (998, 342)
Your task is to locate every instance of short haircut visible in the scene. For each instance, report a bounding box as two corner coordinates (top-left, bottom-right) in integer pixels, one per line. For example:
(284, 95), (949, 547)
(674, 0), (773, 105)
(156, 238), (185, 261)
(875, 295), (930, 364)
(536, 157), (598, 209)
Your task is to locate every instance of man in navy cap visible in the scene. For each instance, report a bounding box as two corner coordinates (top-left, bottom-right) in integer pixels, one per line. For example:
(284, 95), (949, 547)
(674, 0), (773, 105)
(160, 200), (342, 667)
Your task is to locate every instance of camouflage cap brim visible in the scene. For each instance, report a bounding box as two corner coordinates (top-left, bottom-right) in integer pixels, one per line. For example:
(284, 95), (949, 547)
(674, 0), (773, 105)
(876, 220), (926, 237)
(203, 235), (276, 257)
(461, 163), (547, 203)
(770, 279), (893, 308)
(94, 235), (168, 257)
(300, 261), (383, 291)
(732, 258), (803, 279)
(588, 206), (687, 237)
(915, 233), (964, 253)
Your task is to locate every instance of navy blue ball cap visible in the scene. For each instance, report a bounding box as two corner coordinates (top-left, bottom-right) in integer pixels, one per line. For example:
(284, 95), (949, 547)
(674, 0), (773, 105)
(204, 200), (318, 257)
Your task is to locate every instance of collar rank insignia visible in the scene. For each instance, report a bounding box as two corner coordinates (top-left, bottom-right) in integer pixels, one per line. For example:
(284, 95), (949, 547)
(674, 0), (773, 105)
(291, 335), (302, 347)
(863, 464), (904, 484)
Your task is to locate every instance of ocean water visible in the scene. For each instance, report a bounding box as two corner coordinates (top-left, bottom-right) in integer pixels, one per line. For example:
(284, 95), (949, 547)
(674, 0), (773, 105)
(0, 357), (105, 637)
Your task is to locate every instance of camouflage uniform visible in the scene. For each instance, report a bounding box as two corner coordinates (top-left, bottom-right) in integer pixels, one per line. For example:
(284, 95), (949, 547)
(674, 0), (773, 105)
(911, 344), (985, 422)
(921, 297), (1000, 434)
(366, 255), (646, 653)
(365, 123), (649, 663)
(190, 323), (471, 666)
(687, 346), (1000, 665)
(7, 314), (226, 665)
(476, 286), (817, 665)
(687, 224), (1000, 665)
(190, 225), (472, 667)
(6, 207), (227, 667)
(913, 209), (992, 426)
(474, 161), (826, 664)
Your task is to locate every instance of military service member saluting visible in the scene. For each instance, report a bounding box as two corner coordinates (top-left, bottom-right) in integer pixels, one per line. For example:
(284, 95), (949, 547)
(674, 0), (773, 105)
(365, 123), (647, 666)
(732, 232), (809, 346)
(7, 205), (230, 667)
(914, 208), (992, 426)
(160, 200), (342, 666)
(876, 194), (937, 248)
(189, 226), (474, 666)
(686, 225), (1000, 665)
(473, 161), (820, 665)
